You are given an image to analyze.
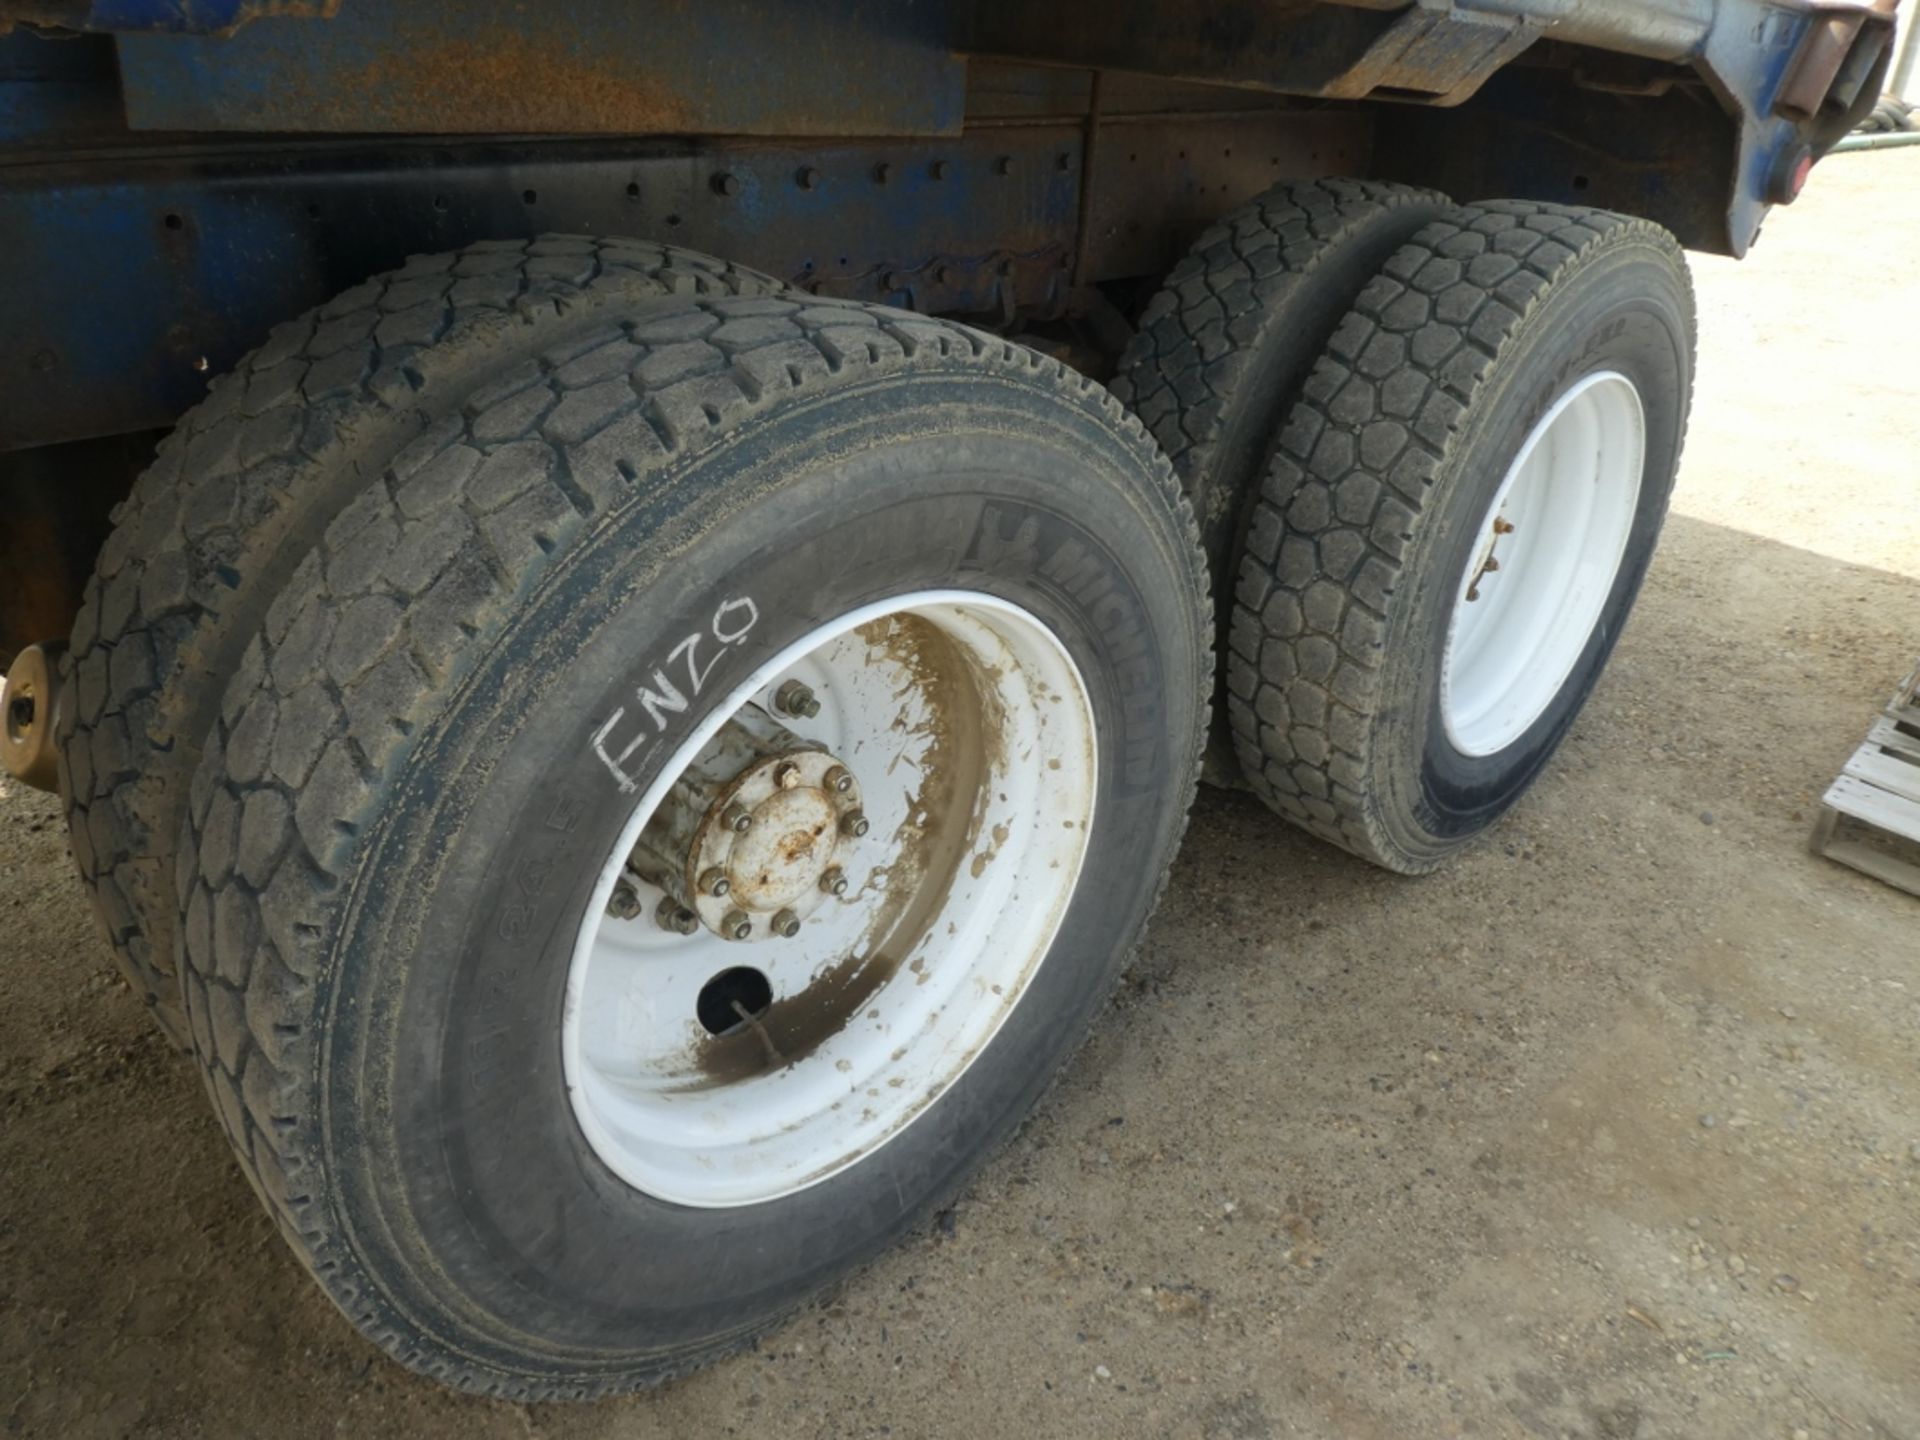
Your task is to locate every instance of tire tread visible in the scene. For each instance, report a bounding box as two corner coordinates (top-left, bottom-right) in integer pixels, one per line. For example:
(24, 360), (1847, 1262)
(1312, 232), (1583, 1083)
(178, 295), (1209, 1398)
(1111, 178), (1450, 536)
(1225, 201), (1695, 869)
(61, 237), (779, 1043)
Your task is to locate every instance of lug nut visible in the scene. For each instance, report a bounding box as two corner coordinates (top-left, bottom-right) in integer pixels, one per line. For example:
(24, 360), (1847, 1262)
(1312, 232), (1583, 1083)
(723, 805), (753, 833)
(771, 909), (802, 938)
(699, 866), (731, 897)
(721, 910), (753, 941)
(606, 881), (643, 921)
(839, 810), (870, 838)
(655, 897), (699, 935)
(820, 867), (849, 896)
(774, 680), (821, 719)
(774, 760), (802, 790)
(824, 765), (854, 794)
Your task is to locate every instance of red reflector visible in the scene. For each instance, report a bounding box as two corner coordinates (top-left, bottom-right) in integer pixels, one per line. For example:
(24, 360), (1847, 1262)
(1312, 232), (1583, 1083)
(1789, 152), (1814, 200)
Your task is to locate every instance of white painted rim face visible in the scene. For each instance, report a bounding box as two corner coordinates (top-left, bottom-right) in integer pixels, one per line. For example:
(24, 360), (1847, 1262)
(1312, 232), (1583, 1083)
(1441, 370), (1646, 758)
(562, 592), (1098, 1208)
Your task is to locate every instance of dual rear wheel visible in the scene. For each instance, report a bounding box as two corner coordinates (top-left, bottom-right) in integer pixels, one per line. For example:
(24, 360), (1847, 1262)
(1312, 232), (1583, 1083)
(160, 290), (1207, 1395)
(57, 189), (1692, 1395)
(1119, 191), (1694, 872)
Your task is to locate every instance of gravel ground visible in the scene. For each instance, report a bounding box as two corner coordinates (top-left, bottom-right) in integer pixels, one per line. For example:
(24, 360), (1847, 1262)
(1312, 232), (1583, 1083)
(4, 151), (1918, 1440)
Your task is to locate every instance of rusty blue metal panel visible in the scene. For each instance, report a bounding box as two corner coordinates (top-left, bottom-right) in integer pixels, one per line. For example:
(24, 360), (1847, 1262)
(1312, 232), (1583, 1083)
(0, 126), (1085, 450)
(0, 1), (334, 34)
(112, 0), (968, 136)
(0, 31), (124, 142)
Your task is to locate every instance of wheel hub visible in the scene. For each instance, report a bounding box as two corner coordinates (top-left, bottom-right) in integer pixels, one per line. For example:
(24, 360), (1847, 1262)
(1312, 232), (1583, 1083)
(1440, 369), (1646, 757)
(623, 707), (864, 941)
(564, 595), (1099, 1208)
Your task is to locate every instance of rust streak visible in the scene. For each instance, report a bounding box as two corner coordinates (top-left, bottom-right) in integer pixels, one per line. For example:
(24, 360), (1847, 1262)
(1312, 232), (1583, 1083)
(690, 615), (996, 1088)
(328, 36), (701, 135)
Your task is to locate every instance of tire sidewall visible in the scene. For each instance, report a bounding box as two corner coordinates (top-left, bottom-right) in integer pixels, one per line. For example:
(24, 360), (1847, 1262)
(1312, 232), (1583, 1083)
(319, 370), (1203, 1371)
(1377, 247), (1691, 856)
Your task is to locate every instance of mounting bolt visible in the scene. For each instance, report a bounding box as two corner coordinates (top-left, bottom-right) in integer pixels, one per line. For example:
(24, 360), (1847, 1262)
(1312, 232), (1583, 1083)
(820, 867), (849, 896)
(699, 866), (732, 897)
(723, 805), (754, 834)
(773, 680), (820, 718)
(711, 171), (741, 197)
(721, 909), (753, 941)
(773, 760), (803, 790)
(655, 897), (700, 935)
(796, 166), (821, 190)
(606, 881), (643, 921)
(771, 909), (802, 939)
(839, 811), (870, 839)
(824, 765), (854, 795)
(929, 159), (949, 180)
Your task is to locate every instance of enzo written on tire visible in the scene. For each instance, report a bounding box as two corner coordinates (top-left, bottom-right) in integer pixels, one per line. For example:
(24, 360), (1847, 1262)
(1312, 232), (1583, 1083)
(176, 294), (1209, 1396)
(1227, 202), (1696, 871)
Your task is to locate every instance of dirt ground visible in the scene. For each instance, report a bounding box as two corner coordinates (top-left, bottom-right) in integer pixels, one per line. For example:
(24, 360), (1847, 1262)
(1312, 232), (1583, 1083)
(5, 151), (1919, 1440)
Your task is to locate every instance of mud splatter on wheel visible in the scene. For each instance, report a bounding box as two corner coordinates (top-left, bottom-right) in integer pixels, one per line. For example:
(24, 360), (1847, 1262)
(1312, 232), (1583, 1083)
(174, 292), (1209, 1397)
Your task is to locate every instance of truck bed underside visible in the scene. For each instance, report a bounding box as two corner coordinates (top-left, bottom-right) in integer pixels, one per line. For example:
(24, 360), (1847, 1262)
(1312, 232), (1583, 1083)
(0, 0), (1896, 661)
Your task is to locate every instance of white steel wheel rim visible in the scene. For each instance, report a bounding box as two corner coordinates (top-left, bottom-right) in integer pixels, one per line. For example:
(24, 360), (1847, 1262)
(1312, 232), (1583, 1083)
(562, 592), (1097, 1208)
(1440, 370), (1646, 757)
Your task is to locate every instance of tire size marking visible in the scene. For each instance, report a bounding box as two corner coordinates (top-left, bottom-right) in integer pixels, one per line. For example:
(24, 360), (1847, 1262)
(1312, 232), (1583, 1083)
(589, 596), (760, 793)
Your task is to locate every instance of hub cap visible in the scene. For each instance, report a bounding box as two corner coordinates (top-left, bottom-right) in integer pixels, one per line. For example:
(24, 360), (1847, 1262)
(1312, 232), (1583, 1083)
(622, 710), (865, 942)
(563, 593), (1098, 1207)
(1441, 370), (1646, 757)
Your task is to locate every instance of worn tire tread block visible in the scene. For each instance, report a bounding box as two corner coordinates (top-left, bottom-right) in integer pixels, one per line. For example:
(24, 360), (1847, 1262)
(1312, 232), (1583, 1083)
(1109, 178), (1451, 785)
(178, 295), (1209, 1399)
(59, 237), (781, 1044)
(1110, 177), (1451, 547)
(1226, 201), (1695, 869)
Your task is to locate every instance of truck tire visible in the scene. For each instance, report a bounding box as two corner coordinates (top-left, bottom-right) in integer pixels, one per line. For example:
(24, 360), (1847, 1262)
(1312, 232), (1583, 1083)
(1110, 179), (1450, 776)
(57, 237), (780, 1045)
(175, 296), (1207, 1396)
(1227, 202), (1694, 871)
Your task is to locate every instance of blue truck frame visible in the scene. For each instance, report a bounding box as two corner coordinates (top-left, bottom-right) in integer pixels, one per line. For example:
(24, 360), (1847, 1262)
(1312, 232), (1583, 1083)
(0, 0), (1897, 661)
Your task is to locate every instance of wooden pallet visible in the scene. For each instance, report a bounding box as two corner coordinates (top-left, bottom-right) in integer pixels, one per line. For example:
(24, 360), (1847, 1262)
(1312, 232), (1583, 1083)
(1810, 664), (1920, 897)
